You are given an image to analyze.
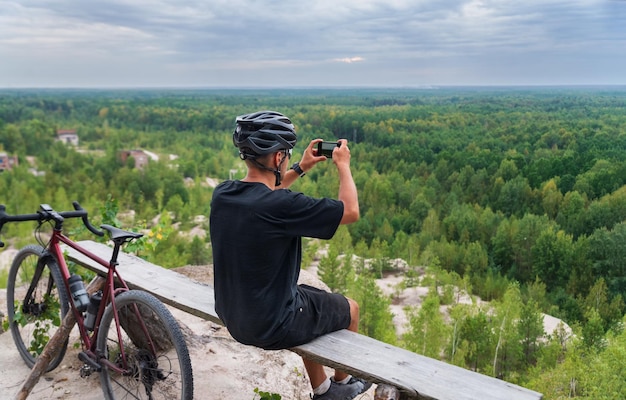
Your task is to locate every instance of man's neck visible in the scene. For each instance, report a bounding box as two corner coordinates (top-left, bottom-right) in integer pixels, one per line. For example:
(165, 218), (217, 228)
(241, 169), (277, 190)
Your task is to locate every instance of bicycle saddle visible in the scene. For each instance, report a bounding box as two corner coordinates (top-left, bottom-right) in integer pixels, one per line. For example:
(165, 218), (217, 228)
(100, 224), (144, 241)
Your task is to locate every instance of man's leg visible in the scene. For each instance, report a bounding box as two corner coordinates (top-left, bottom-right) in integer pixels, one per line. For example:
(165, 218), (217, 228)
(333, 297), (359, 382)
(303, 297), (360, 390)
(303, 358), (328, 390)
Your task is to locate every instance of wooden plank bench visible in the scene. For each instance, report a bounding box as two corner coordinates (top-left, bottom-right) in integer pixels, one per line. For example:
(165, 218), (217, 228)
(64, 240), (543, 400)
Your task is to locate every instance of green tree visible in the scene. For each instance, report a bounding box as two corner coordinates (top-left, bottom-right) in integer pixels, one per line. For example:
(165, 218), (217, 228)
(556, 190), (586, 236)
(318, 245), (348, 293)
(347, 271), (396, 345)
(587, 223), (626, 300)
(496, 175), (534, 217)
(540, 179), (563, 219)
(492, 214), (551, 283)
(578, 324), (626, 399)
(531, 227), (574, 291)
(491, 284), (523, 379)
(403, 288), (449, 359)
(580, 278), (625, 332)
(518, 299), (545, 370)
(188, 236), (211, 265)
(582, 308), (606, 351)
(447, 303), (471, 366)
(460, 309), (493, 372)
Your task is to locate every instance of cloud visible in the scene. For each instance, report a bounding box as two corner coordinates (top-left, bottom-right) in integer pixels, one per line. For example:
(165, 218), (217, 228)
(0, 0), (625, 87)
(333, 57), (365, 64)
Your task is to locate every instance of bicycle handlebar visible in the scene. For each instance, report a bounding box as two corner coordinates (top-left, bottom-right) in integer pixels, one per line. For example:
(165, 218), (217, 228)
(0, 201), (104, 247)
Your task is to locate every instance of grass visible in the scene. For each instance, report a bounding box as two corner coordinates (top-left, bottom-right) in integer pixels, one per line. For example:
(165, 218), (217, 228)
(0, 268), (8, 289)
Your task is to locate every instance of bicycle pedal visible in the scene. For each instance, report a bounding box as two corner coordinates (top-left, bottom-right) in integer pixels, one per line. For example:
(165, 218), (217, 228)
(78, 351), (102, 373)
(79, 364), (92, 378)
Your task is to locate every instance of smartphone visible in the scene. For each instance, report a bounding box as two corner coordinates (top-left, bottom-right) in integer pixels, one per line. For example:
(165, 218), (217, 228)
(317, 141), (340, 158)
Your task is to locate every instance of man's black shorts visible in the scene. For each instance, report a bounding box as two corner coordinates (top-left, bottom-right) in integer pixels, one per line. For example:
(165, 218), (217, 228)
(262, 284), (351, 350)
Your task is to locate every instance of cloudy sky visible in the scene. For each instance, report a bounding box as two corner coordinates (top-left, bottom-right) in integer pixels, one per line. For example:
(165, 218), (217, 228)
(1, 0), (625, 88)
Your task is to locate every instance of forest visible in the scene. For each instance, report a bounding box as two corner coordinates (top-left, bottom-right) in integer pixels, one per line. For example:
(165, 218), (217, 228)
(2, 86), (626, 398)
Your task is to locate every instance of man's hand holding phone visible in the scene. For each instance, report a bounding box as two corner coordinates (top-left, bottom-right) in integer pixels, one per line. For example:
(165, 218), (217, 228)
(301, 138), (350, 172)
(316, 141), (340, 158)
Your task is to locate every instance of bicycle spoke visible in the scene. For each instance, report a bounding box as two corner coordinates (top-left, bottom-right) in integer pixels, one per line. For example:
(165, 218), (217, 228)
(109, 375), (142, 400)
(7, 245), (69, 371)
(97, 290), (193, 400)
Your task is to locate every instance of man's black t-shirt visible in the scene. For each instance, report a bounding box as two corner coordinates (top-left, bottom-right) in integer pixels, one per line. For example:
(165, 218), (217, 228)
(210, 180), (344, 348)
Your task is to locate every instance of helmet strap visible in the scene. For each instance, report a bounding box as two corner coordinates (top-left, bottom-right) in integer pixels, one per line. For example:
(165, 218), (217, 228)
(248, 151), (289, 187)
(273, 151), (289, 186)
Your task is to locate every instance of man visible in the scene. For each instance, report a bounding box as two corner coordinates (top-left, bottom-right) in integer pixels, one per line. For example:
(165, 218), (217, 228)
(210, 111), (371, 399)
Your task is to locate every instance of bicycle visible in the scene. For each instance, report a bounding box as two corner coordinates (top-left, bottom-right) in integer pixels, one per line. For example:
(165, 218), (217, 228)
(0, 201), (193, 399)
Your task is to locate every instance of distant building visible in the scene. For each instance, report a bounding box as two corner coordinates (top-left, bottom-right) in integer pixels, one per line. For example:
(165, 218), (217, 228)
(119, 150), (149, 170)
(56, 129), (79, 146)
(0, 152), (18, 172)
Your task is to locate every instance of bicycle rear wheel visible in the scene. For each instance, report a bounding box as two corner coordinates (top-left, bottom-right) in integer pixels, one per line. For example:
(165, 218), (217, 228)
(6, 244), (70, 371)
(97, 290), (193, 400)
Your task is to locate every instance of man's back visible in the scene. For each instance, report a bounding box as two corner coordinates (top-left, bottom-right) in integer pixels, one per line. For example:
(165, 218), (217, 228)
(210, 180), (343, 348)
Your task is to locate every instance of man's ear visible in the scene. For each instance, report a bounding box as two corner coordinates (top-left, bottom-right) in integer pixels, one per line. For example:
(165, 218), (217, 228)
(274, 152), (282, 168)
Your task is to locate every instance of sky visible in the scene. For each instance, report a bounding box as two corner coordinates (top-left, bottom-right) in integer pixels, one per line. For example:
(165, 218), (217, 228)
(1, 0), (625, 88)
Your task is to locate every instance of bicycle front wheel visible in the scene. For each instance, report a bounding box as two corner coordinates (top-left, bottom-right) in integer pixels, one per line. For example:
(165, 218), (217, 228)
(97, 290), (193, 400)
(6, 244), (70, 371)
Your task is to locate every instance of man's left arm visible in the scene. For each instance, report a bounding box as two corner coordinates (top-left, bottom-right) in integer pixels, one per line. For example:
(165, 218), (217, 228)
(281, 139), (325, 189)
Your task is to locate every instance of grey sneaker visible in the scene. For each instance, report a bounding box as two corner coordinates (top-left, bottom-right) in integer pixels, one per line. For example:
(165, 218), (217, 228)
(311, 380), (367, 400)
(344, 376), (372, 393)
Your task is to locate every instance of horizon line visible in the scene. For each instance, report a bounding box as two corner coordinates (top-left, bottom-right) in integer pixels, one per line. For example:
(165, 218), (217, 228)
(2, 84), (626, 91)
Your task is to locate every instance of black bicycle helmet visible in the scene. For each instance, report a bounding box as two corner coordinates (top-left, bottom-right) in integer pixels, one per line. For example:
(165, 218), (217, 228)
(233, 110), (297, 159)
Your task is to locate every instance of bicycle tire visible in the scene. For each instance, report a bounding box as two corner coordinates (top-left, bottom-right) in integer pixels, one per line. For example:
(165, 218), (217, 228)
(6, 244), (70, 371)
(97, 290), (193, 400)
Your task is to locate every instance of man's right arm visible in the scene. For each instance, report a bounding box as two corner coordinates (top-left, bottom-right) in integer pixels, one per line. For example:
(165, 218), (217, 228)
(334, 139), (359, 225)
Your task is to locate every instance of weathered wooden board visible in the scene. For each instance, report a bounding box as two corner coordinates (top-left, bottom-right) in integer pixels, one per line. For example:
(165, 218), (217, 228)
(63, 240), (221, 325)
(292, 329), (542, 400)
(64, 240), (543, 400)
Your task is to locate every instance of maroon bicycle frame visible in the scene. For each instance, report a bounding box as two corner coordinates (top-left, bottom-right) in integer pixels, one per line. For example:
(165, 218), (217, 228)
(48, 226), (158, 374)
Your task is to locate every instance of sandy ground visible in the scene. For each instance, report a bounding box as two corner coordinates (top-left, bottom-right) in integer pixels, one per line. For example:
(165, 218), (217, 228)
(0, 266), (377, 400)
(0, 262), (569, 399)
(0, 306), (324, 400)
